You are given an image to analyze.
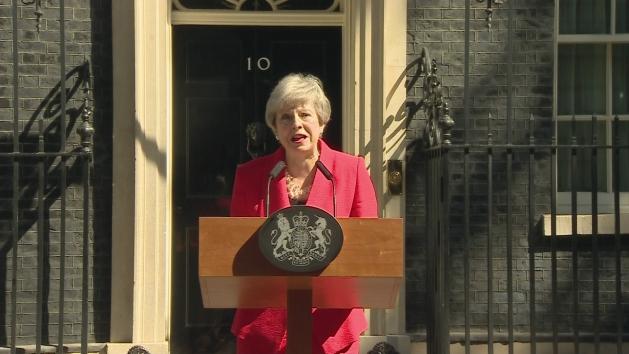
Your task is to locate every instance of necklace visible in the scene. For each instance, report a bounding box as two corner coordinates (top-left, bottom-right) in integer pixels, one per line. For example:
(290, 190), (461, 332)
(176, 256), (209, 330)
(285, 169), (314, 202)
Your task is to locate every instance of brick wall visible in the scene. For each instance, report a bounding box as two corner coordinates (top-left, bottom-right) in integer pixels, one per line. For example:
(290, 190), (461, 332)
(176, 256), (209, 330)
(0, 0), (111, 345)
(406, 0), (629, 338)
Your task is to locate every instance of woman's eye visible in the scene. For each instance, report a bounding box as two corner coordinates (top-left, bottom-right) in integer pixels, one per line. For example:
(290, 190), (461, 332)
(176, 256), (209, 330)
(301, 112), (316, 121)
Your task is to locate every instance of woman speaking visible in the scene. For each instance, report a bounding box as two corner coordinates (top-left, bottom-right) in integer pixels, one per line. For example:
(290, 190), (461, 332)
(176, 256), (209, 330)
(230, 73), (378, 354)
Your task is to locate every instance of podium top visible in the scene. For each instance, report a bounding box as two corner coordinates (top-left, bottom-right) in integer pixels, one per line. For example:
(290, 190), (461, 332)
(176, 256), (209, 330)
(198, 217), (403, 308)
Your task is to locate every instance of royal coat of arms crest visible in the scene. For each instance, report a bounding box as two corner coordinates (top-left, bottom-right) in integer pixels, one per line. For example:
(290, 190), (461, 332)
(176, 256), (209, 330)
(258, 206), (343, 272)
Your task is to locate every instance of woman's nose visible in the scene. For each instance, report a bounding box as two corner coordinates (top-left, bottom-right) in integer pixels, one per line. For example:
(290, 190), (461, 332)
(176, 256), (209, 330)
(291, 112), (303, 126)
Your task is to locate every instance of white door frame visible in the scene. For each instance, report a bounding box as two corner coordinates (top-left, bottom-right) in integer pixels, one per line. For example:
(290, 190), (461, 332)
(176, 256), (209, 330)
(110, 1), (407, 352)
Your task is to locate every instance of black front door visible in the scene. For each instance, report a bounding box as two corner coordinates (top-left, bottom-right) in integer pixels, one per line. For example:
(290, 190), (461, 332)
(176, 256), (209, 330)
(172, 25), (341, 354)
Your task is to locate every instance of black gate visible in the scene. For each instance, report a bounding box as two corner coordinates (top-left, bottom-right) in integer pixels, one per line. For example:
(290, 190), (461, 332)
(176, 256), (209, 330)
(0, 1), (103, 353)
(418, 0), (628, 353)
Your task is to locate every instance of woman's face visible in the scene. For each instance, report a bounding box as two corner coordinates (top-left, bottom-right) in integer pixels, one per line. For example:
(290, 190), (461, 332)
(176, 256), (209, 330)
(274, 101), (325, 158)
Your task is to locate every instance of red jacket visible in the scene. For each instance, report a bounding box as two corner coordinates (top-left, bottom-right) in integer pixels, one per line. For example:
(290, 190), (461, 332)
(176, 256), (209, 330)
(230, 140), (378, 354)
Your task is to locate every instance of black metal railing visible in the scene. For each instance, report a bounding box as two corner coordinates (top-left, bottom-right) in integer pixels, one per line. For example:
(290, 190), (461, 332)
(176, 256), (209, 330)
(2, 1), (95, 353)
(424, 116), (628, 354)
(426, 117), (629, 353)
(420, 1), (628, 353)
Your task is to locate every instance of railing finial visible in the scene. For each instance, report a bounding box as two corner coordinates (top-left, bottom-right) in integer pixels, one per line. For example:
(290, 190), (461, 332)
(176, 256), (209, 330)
(419, 48), (455, 148)
(477, 0), (503, 29)
(21, 0), (51, 32)
(77, 60), (94, 155)
(440, 102), (454, 146)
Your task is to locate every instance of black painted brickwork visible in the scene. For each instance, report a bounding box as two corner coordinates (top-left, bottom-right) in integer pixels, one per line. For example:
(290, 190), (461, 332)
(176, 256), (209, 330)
(405, 0), (629, 338)
(0, 0), (112, 345)
(2, 0), (627, 347)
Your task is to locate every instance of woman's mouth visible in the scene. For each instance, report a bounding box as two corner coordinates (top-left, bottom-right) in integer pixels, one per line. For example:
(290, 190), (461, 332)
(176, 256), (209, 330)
(291, 134), (307, 143)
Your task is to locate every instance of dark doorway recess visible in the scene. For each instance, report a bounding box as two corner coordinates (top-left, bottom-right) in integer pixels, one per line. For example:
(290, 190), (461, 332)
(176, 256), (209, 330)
(171, 25), (342, 354)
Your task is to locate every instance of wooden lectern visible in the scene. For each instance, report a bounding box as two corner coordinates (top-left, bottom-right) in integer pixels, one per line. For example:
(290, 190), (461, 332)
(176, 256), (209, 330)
(198, 217), (403, 354)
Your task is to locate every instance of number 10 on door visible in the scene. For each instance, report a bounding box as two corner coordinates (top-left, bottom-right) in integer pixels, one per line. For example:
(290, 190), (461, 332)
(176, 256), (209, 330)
(247, 57), (271, 71)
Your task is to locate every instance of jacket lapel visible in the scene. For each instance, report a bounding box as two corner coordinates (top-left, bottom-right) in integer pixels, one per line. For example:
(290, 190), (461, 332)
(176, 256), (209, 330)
(267, 148), (290, 214)
(306, 141), (335, 215)
(269, 171), (290, 214)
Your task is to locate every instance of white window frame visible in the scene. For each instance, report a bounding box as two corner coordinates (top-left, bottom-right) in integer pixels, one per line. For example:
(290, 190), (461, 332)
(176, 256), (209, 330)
(554, 0), (629, 214)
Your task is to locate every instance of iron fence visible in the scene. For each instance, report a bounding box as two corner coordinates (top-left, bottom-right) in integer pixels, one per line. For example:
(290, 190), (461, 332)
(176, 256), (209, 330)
(1, 1), (95, 353)
(420, 1), (628, 354)
(424, 117), (628, 354)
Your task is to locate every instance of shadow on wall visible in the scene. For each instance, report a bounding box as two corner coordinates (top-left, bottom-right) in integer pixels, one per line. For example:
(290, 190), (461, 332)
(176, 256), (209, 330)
(399, 49), (434, 332)
(402, 34), (552, 331)
(403, 25), (629, 335)
(0, 59), (97, 345)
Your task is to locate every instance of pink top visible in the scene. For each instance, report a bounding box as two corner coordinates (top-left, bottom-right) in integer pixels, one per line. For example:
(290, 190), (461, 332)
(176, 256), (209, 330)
(229, 140), (379, 354)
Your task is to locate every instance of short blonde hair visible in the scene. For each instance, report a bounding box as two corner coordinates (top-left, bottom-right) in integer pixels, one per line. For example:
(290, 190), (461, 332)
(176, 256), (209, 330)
(265, 73), (331, 133)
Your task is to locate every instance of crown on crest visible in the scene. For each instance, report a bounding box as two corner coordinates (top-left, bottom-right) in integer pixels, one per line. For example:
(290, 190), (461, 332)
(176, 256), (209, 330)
(292, 212), (309, 227)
